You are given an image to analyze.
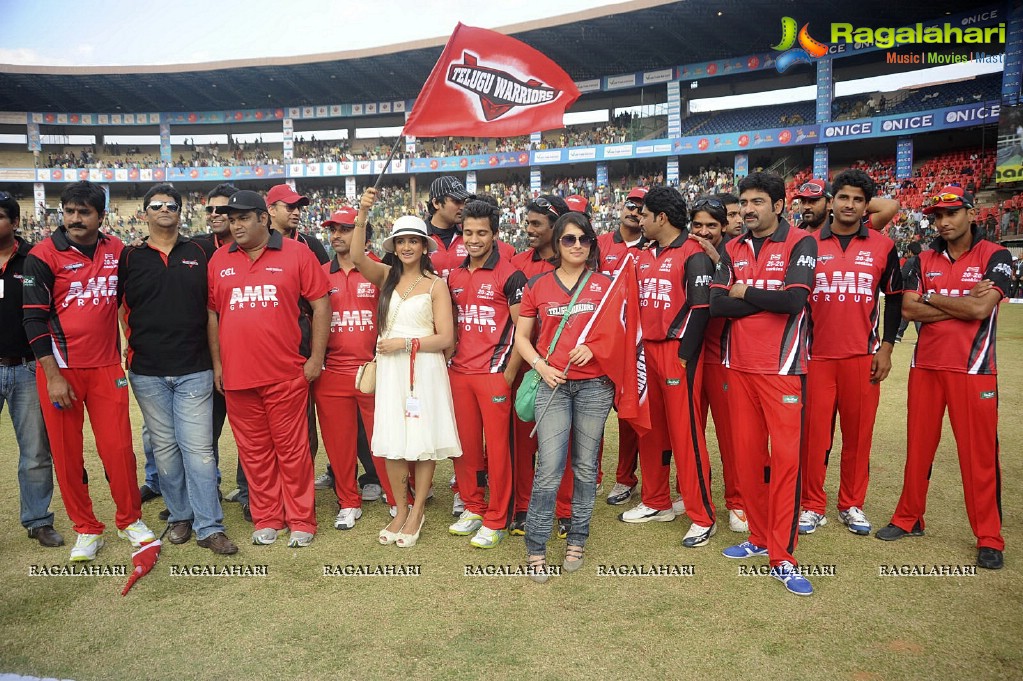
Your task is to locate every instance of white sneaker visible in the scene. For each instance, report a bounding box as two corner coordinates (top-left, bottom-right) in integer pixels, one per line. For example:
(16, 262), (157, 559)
(682, 522), (717, 548)
(361, 483), (382, 502)
(452, 492), (466, 516)
(288, 530), (315, 548)
(334, 507), (363, 530)
(69, 533), (104, 562)
(449, 510), (483, 536)
(314, 472), (335, 490)
(117, 519), (156, 548)
(798, 510), (827, 535)
(606, 482), (635, 505)
(729, 509), (749, 533)
(839, 506), (872, 535)
(671, 497), (686, 516)
(619, 502), (676, 524)
(469, 527), (507, 549)
(252, 528), (278, 545)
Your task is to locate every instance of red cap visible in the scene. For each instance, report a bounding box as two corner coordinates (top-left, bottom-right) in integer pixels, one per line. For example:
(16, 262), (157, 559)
(626, 187), (648, 201)
(922, 185), (974, 214)
(565, 194), (589, 212)
(321, 206), (358, 227)
(265, 184), (309, 207)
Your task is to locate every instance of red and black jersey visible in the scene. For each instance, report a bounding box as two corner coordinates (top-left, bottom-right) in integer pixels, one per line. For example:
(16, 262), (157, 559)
(323, 256), (379, 375)
(208, 230), (329, 390)
(906, 229), (1012, 374)
(22, 229), (123, 368)
(519, 269), (613, 380)
(510, 247), (555, 279)
(0, 237), (34, 359)
(810, 223), (902, 359)
(711, 220), (816, 375)
(429, 229), (515, 280)
(637, 234), (713, 341)
(597, 229), (648, 275)
(449, 248), (526, 374)
(118, 236), (215, 376)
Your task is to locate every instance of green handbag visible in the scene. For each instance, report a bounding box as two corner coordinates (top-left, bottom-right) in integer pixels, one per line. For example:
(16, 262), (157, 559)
(514, 271), (592, 422)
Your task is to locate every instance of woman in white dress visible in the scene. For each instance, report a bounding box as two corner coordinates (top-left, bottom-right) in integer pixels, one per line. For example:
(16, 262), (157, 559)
(351, 187), (461, 548)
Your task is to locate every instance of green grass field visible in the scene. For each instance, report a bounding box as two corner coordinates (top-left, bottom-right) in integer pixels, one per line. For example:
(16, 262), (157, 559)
(1, 306), (1021, 680)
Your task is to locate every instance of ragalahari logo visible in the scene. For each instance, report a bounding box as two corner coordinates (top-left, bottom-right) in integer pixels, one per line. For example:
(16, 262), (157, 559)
(446, 51), (561, 121)
(772, 17), (829, 72)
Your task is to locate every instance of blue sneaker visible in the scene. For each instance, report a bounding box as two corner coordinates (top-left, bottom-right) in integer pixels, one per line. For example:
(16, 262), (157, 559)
(798, 510), (827, 534)
(722, 541), (769, 559)
(770, 561), (813, 596)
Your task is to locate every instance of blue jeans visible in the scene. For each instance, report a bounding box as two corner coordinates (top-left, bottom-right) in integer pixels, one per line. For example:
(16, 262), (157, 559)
(141, 422), (159, 493)
(0, 360), (55, 530)
(129, 370), (225, 539)
(525, 376), (614, 555)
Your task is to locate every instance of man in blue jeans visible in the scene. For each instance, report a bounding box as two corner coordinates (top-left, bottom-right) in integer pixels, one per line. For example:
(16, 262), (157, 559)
(0, 192), (63, 548)
(118, 183), (238, 555)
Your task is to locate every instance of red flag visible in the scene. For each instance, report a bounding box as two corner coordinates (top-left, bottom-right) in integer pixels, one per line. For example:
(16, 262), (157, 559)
(121, 539), (162, 596)
(576, 255), (650, 434)
(403, 23), (581, 138)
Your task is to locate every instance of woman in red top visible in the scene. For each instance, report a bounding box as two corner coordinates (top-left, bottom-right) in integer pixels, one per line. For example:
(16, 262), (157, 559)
(514, 213), (615, 582)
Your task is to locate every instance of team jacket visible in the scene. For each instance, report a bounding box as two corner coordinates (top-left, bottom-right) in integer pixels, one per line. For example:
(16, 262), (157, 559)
(323, 255), (379, 375)
(637, 233), (713, 343)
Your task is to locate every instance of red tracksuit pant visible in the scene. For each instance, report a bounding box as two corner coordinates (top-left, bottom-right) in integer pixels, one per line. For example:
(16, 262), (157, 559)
(801, 355), (878, 515)
(637, 341), (715, 527)
(226, 375), (316, 534)
(37, 364), (141, 535)
(614, 417), (640, 488)
(512, 370), (574, 518)
(450, 371), (513, 530)
(891, 368), (1003, 551)
(313, 370), (394, 509)
(700, 361), (743, 511)
(728, 370), (803, 567)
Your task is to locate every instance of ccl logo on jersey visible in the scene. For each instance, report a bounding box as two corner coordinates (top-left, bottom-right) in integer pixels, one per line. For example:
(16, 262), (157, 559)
(229, 284), (279, 310)
(356, 282), (376, 298)
(62, 276), (118, 308)
(854, 251), (875, 267)
(962, 266), (983, 284)
(639, 278), (673, 309)
(331, 309), (374, 332)
(765, 253), (786, 272)
(476, 283), (495, 301)
(102, 253), (118, 270)
(220, 268), (237, 278)
(658, 257), (674, 273)
(458, 304), (497, 330)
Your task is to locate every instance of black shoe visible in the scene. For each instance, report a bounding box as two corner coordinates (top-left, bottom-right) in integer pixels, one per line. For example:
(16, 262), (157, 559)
(509, 511), (527, 536)
(241, 503), (252, 523)
(139, 484), (161, 503)
(158, 508), (170, 521)
(28, 525), (65, 547)
(875, 521), (924, 541)
(977, 547), (1004, 570)
(557, 518), (571, 539)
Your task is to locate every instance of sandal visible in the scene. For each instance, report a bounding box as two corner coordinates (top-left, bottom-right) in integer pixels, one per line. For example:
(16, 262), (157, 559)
(527, 554), (549, 583)
(563, 545), (585, 573)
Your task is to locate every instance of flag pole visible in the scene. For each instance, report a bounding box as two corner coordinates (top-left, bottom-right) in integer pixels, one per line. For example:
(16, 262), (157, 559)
(372, 135), (404, 189)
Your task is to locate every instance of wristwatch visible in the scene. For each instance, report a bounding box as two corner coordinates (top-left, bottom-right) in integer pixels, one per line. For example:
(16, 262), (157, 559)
(921, 291), (934, 305)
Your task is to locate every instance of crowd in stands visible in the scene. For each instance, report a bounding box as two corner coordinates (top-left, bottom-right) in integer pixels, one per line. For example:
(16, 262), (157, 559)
(833, 74), (1000, 121)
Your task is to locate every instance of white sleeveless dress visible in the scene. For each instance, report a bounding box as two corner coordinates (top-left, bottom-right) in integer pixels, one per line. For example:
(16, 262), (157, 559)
(372, 280), (462, 461)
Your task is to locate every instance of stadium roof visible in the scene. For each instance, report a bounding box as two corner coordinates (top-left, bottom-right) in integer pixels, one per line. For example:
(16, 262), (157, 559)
(0, 0), (956, 114)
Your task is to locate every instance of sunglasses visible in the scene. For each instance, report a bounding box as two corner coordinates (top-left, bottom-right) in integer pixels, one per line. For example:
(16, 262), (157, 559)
(147, 201), (180, 212)
(798, 181), (828, 198)
(929, 192), (970, 208)
(692, 197), (724, 211)
(559, 234), (594, 248)
(531, 197), (562, 218)
(205, 206), (229, 215)
(624, 201), (642, 211)
(273, 202), (303, 212)
(0, 191), (12, 202)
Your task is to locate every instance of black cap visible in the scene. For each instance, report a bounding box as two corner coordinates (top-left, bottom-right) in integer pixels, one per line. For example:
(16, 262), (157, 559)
(430, 176), (471, 202)
(223, 190), (267, 212)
